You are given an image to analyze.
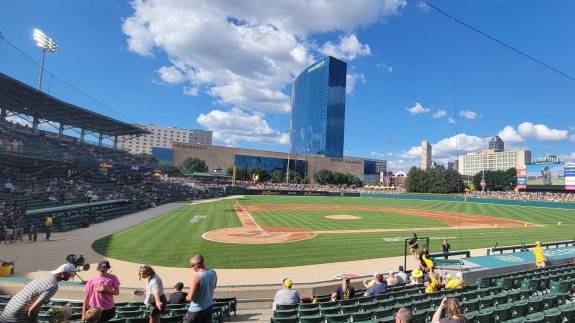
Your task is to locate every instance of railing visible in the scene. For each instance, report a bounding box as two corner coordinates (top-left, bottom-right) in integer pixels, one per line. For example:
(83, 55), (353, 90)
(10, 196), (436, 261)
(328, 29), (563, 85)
(487, 239), (575, 255)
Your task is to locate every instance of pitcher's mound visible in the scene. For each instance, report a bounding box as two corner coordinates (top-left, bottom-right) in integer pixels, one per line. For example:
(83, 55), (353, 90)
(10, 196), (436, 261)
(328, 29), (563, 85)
(324, 214), (362, 220)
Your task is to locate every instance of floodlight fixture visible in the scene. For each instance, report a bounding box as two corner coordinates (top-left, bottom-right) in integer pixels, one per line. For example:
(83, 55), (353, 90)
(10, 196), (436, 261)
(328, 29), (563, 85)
(33, 28), (58, 90)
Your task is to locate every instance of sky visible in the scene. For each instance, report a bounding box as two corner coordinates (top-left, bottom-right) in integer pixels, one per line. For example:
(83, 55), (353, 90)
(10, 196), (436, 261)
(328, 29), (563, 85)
(1, 0), (575, 171)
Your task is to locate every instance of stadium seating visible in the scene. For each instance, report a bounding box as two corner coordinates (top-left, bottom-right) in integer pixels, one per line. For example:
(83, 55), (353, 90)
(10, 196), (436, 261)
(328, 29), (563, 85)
(0, 296), (237, 323)
(269, 263), (575, 323)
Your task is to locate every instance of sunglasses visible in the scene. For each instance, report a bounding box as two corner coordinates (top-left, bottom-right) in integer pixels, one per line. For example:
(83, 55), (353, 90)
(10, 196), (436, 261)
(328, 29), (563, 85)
(190, 263), (199, 267)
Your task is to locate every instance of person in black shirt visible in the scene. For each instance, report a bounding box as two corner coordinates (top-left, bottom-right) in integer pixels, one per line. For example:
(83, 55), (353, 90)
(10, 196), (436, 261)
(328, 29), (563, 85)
(168, 282), (187, 304)
(442, 239), (451, 259)
(408, 233), (418, 260)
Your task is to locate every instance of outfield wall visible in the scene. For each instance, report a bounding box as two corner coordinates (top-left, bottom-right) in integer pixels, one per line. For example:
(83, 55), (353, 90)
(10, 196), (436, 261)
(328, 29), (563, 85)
(361, 193), (575, 209)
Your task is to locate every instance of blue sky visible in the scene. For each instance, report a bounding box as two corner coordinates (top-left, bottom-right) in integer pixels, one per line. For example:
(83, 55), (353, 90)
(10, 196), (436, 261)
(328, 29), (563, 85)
(2, 0), (575, 171)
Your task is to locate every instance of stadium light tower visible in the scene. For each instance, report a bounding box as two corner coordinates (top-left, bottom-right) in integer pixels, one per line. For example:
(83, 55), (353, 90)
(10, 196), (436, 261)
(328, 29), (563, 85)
(33, 28), (58, 91)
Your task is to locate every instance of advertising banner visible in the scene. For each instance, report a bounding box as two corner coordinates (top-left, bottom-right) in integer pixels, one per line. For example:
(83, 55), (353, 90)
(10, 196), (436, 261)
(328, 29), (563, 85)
(516, 168), (527, 189)
(565, 163), (575, 190)
(526, 162), (564, 187)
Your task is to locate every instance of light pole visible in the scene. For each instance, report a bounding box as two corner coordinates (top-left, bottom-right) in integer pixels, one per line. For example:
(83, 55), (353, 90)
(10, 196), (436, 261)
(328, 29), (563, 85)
(33, 29), (58, 91)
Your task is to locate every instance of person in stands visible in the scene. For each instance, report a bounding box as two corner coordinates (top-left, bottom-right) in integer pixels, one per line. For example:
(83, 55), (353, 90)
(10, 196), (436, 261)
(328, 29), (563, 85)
(432, 298), (466, 323)
(331, 278), (355, 301)
(396, 266), (408, 284)
(168, 282), (188, 305)
(137, 265), (166, 323)
(82, 260), (120, 322)
(184, 255), (217, 323)
(396, 307), (413, 323)
(273, 278), (300, 310)
(365, 274), (387, 296)
(0, 264), (76, 323)
(533, 241), (546, 269)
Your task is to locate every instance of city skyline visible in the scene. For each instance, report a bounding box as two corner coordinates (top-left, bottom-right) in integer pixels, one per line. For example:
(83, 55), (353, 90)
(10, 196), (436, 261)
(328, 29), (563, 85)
(2, 1), (575, 171)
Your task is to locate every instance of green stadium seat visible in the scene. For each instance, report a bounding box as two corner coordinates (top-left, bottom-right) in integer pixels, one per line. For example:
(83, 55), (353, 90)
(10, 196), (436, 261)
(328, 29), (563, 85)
(324, 313), (350, 322)
(504, 318), (526, 323)
(351, 311), (373, 322)
(161, 315), (185, 323)
(475, 308), (494, 323)
(541, 294), (557, 310)
(117, 306), (141, 312)
(524, 312), (544, 323)
(340, 305), (359, 314)
(299, 315), (325, 323)
(527, 296), (543, 314)
(493, 303), (510, 322)
(299, 308), (320, 316)
(558, 303), (575, 322)
(542, 308), (562, 323)
(276, 304), (298, 311)
(511, 300), (528, 318)
(339, 299), (356, 306)
(321, 307), (340, 315)
(271, 317), (298, 323)
(376, 316), (395, 323)
(127, 318), (149, 323)
(463, 299), (479, 314)
(274, 309), (297, 318)
(361, 303), (380, 312)
(117, 310), (143, 318)
(372, 307), (393, 319)
(300, 303), (320, 310)
(479, 295), (495, 310)
(168, 308), (188, 316)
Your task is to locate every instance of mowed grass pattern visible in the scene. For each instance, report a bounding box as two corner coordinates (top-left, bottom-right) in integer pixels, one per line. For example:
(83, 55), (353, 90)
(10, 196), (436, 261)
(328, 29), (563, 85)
(93, 196), (575, 268)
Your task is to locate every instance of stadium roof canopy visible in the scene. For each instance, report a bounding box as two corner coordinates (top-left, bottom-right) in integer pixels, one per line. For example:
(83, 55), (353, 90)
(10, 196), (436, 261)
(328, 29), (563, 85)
(0, 72), (147, 136)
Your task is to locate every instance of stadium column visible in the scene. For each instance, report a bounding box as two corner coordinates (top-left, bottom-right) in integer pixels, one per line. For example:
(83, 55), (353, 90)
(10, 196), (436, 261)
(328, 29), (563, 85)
(32, 115), (39, 129)
(58, 123), (64, 137)
(98, 133), (103, 147)
(0, 108), (6, 121)
(80, 129), (85, 143)
(113, 136), (118, 149)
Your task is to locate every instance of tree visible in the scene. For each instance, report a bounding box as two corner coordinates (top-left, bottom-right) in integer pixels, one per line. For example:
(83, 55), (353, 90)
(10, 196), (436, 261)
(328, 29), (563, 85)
(158, 162), (181, 175)
(181, 157), (208, 173)
(270, 169), (284, 183)
(472, 168), (516, 191)
(406, 166), (463, 193)
(314, 169), (334, 185)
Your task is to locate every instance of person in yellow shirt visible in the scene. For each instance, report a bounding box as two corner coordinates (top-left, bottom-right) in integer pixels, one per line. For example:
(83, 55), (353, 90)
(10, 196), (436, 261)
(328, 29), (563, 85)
(45, 215), (53, 241)
(445, 272), (464, 289)
(363, 272), (378, 288)
(425, 272), (442, 294)
(533, 241), (546, 268)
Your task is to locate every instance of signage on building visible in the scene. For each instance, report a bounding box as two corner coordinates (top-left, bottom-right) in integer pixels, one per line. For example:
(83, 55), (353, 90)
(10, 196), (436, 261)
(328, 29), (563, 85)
(307, 60), (325, 73)
(566, 163), (575, 190)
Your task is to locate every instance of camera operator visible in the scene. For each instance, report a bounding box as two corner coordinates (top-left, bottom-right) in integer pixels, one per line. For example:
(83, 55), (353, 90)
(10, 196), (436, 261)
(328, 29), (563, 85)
(0, 263), (76, 323)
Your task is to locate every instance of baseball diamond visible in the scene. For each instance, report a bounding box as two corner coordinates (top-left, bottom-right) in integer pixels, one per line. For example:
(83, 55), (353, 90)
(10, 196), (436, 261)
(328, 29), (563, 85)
(92, 195), (575, 269)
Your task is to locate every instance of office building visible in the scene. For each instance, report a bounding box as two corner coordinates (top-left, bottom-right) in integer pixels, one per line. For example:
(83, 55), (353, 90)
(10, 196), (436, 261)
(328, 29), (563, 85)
(117, 124), (212, 154)
(488, 135), (505, 151)
(168, 142), (386, 184)
(290, 56), (347, 158)
(421, 140), (432, 170)
(457, 149), (531, 176)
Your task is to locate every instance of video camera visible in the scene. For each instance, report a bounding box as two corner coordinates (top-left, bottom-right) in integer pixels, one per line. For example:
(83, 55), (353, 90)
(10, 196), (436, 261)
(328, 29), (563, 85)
(66, 254), (90, 272)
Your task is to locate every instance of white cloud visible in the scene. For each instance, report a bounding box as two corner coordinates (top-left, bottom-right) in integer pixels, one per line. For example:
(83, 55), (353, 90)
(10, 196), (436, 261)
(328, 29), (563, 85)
(448, 118), (456, 124)
(459, 110), (477, 120)
(123, 0), (406, 113)
(157, 66), (186, 84)
(432, 110), (447, 119)
(416, 1), (431, 12)
(376, 62), (393, 72)
(346, 73), (366, 95)
(403, 133), (483, 160)
(517, 122), (568, 141)
(196, 107), (288, 145)
(569, 134), (575, 142)
(319, 34), (371, 61)
(6, 115), (32, 127)
(498, 125), (525, 143)
(407, 102), (430, 115)
(183, 86), (199, 96)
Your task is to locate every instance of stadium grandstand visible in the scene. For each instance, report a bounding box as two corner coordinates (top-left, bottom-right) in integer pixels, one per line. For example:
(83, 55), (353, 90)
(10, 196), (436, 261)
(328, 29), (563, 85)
(0, 72), (224, 234)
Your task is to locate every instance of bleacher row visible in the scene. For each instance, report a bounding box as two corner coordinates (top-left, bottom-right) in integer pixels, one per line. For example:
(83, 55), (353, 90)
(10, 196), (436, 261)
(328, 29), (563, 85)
(0, 296), (237, 323)
(271, 263), (575, 323)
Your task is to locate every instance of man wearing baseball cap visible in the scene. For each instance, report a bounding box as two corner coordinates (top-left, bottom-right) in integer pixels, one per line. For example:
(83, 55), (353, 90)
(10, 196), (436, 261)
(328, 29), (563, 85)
(82, 260), (120, 322)
(0, 263), (76, 323)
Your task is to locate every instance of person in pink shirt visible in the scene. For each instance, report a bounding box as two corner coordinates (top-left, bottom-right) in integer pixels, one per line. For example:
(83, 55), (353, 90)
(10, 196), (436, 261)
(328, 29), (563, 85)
(82, 260), (121, 322)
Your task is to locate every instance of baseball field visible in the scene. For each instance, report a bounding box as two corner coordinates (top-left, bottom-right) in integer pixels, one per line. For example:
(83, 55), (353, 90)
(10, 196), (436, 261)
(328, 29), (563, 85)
(91, 195), (575, 269)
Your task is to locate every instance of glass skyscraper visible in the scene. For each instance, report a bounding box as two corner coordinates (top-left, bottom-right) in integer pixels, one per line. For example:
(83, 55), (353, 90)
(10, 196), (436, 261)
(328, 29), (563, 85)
(290, 56), (347, 158)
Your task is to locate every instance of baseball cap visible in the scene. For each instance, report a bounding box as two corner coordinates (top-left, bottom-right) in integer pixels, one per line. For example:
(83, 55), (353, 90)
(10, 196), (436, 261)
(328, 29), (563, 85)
(96, 260), (111, 272)
(51, 263), (77, 275)
(174, 282), (184, 290)
(411, 268), (423, 278)
(282, 278), (293, 288)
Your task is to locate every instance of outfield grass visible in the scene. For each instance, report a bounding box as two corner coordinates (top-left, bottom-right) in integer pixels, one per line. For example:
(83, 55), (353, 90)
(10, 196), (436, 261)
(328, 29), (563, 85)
(92, 196), (575, 268)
